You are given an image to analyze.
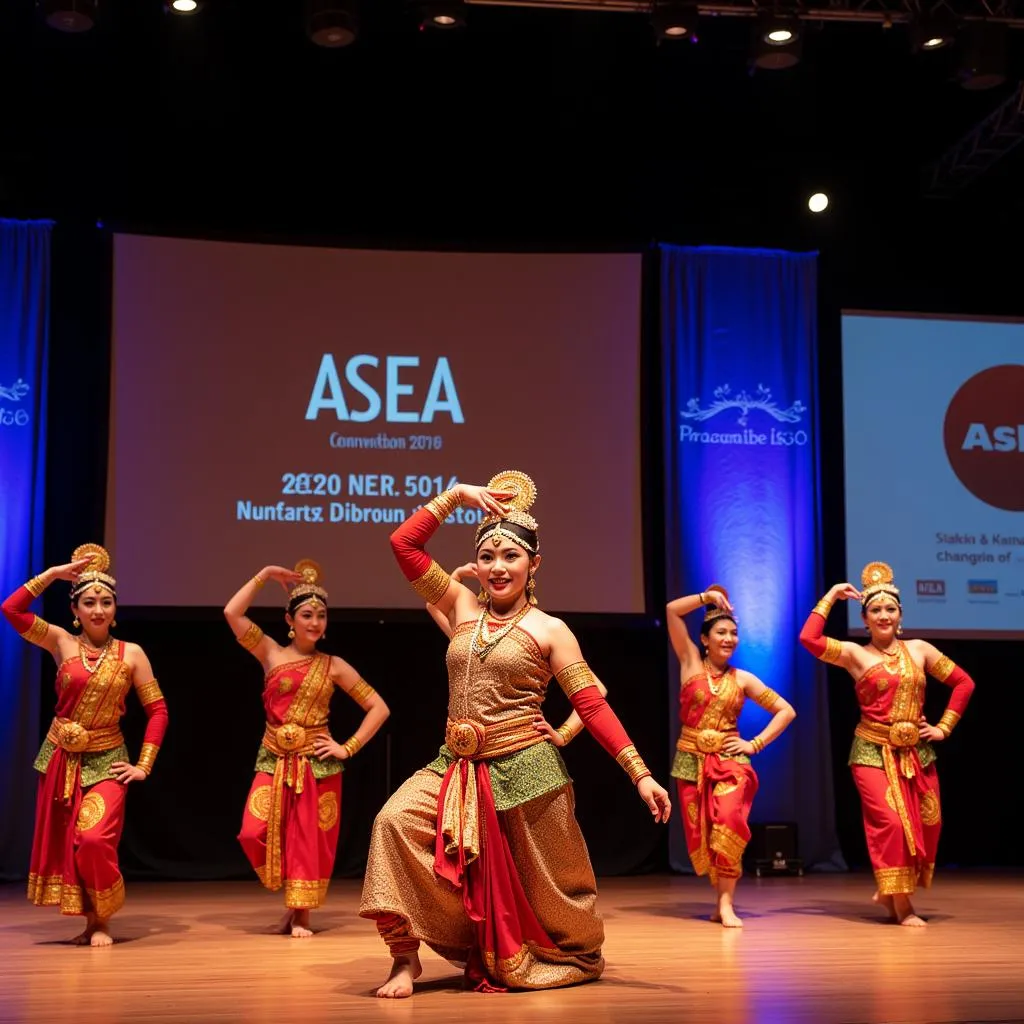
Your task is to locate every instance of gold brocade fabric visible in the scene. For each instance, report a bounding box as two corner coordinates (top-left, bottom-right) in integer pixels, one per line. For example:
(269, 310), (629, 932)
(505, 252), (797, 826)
(359, 771), (604, 989)
(33, 741), (130, 788)
(670, 669), (750, 783)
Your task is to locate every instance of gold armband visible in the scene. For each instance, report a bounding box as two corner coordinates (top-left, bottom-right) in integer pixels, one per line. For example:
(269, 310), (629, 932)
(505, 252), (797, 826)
(136, 742), (159, 776)
(555, 662), (596, 698)
(556, 723), (576, 746)
(821, 637), (842, 664)
(425, 489), (460, 524)
(20, 616), (49, 646)
(135, 679), (165, 706)
(753, 687), (780, 711)
(411, 560), (451, 605)
(615, 745), (651, 785)
(931, 654), (955, 682)
(25, 574), (50, 598)
(237, 623), (264, 651)
(936, 709), (961, 738)
(347, 678), (377, 708)
(251, 574), (266, 591)
(342, 735), (362, 759)
(812, 597), (834, 618)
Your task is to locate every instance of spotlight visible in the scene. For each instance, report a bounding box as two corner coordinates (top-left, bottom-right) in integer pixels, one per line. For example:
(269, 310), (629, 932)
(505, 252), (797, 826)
(42, 0), (97, 32)
(957, 21), (1007, 90)
(752, 12), (802, 69)
(419, 1), (465, 30)
(908, 9), (956, 52)
(166, 0), (200, 12)
(651, 1), (698, 41)
(808, 192), (829, 213)
(306, 0), (358, 47)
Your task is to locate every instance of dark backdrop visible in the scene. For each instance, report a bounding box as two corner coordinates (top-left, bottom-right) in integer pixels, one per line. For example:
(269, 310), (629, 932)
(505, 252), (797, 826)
(35, 210), (1023, 883)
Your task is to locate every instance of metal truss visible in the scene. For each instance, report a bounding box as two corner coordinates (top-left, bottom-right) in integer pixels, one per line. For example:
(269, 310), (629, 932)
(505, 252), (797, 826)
(924, 83), (1024, 197)
(466, 0), (1024, 28)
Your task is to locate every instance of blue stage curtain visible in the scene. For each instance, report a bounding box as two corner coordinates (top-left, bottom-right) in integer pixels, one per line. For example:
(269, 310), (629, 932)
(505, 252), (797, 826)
(660, 244), (844, 872)
(0, 219), (52, 879)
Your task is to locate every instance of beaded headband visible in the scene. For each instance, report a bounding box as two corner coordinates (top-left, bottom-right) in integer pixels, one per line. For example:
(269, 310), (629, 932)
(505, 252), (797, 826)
(474, 470), (540, 554)
(70, 543), (117, 600)
(860, 561), (901, 609)
(702, 584), (736, 627)
(288, 559), (328, 612)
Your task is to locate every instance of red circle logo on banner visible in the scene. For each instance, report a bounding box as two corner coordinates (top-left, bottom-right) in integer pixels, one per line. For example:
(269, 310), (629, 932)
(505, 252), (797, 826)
(943, 364), (1024, 511)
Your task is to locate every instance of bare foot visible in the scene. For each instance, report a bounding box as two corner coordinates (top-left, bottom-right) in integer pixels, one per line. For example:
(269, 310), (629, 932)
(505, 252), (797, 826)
(290, 909), (313, 938)
(716, 896), (743, 928)
(872, 890), (898, 921)
(893, 894), (927, 927)
(71, 913), (113, 946)
(709, 911), (721, 923)
(376, 953), (423, 998)
(90, 924), (114, 946)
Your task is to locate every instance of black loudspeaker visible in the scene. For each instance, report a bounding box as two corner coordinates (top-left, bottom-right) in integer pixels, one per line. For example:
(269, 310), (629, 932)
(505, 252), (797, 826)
(748, 821), (803, 876)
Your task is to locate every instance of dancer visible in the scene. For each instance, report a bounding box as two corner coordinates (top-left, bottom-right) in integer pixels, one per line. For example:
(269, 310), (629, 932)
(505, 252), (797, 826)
(666, 585), (795, 926)
(1, 544), (169, 945)
(225, 560), (389, 937)
(799, 561), (975, 926)
(360, 472), (671, 997)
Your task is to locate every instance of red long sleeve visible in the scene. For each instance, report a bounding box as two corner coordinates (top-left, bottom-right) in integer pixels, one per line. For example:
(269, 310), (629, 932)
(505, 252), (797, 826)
(390, 505), (444, 581)
(798, 610), (829, 658)
(2, 585), (37, 635)
(141, 699), (169, 749)
(942, 664), (975, 718)
(569, 685), (634, 759)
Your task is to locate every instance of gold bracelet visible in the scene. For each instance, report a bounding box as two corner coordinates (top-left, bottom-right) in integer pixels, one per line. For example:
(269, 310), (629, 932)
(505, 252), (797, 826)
(812, 597), (834, 618)
(750, 735), (765, 754)
(25, 573), (50, 598)
(936, 709), (960, 738)
(615, 745), (651, 785)
(342, 735), (362, 759)
(556, 723), (576, 746)
(251, 574), (265, 590)
(136, 742), (159, 775)
(424, 489), (461, 524)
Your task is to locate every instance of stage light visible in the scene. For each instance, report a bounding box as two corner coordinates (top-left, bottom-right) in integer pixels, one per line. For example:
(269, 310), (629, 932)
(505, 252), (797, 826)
(167, 0), (200, 13)
(419, 1), (465, 30)
(752, 12), (802, 69)
(306, 0), (359, 47)
(42, 0), (98, 32)
(808, 192), (829, 213)
(908, 10), (956, 52)
(651, 1), (699, 41)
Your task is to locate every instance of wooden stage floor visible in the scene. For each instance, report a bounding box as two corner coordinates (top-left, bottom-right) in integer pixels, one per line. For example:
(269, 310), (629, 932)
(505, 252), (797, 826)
(1, 873), (1022, 1023)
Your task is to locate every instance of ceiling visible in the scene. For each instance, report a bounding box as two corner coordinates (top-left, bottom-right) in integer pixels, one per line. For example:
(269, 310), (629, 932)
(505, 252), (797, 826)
(3, 0), (1023, 245)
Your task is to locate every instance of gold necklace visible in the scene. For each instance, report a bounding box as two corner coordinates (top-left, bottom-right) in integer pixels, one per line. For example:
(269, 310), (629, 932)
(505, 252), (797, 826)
(471, 604), (531, 661)
(79, 637), (114, 675)
(703, 658), (728, 697)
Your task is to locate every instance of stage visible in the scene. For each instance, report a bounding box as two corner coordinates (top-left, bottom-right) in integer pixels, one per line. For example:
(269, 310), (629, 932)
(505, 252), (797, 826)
(1, 873), (1021, 1023)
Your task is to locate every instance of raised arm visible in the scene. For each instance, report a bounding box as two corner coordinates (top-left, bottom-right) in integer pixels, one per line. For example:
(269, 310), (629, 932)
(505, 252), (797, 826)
(110, 644), (169, 785)
(666, 590), (731, 675)
(223, 565), (301, 663)
(313, 657), (391, 762)
(1, 558), (92, 658)
(798, 582), (863, 672)
(916, 641), (976, 741)
(390, 484), (511, 620)
(723, 673), (796, 757)
(548, 620), (671, 822)
(425, 563), (478, 639)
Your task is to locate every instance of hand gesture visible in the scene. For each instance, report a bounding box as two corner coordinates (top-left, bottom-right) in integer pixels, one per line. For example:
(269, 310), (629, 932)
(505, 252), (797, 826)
(260, 566), (305, 594)
(450, 562), (479, 584)
(722, 735), (754, 757)
(50, 557), (95, 582)
(830, 582), (862, 602)
(704, 589), (733, 613)
(313, 734), (347, 760)
(110, 761), (147, 785)
(458, 484), (516, 517)
(917, 716), (944, 743)
(532, 716), (565, 746)
(637, 776), (672, 823)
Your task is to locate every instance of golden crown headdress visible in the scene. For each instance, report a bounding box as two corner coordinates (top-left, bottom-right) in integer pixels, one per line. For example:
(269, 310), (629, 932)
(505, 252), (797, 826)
(70, 543), (117, 599)
(288, 559), (328, 610)
(702, 584), (735, 625)
(860, 561), (900, 607)
(474, 470), (539, 554)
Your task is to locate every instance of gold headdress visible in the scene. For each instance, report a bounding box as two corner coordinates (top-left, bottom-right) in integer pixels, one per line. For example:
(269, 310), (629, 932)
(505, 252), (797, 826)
(70, 543), (117, 600)
(287, 559), (328, 612)
(702, 584), (735, 626)
(474, 470), (540, 554)
(860, 561), (901, 608)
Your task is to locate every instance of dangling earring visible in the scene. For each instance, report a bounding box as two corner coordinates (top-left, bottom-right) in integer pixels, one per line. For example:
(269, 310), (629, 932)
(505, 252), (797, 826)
(111, 619), (117, 628)
(288, 628), (295, 639)
(477, 589), (489, 607)
(897, 624), (903, 635)
(527, 570), (538, 607)
(73, 618), (81, 630)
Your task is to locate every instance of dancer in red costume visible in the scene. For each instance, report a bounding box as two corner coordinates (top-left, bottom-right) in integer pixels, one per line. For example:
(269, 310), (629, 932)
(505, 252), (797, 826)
(360, 472), (671, 997)
(1, 544), (168, 946)
(225, 560), (389, 937)
(666, 585), (796, 926)
(799, 561), (975, 926)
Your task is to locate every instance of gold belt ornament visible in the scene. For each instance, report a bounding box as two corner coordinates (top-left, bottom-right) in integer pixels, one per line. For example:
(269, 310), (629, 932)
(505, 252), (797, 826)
(46, 718), (124, 754)
(855, 719), (920, 749)
(444, 714), (543, 762)
(678, 724), (737, 756)
(261, 722), (327, 757)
